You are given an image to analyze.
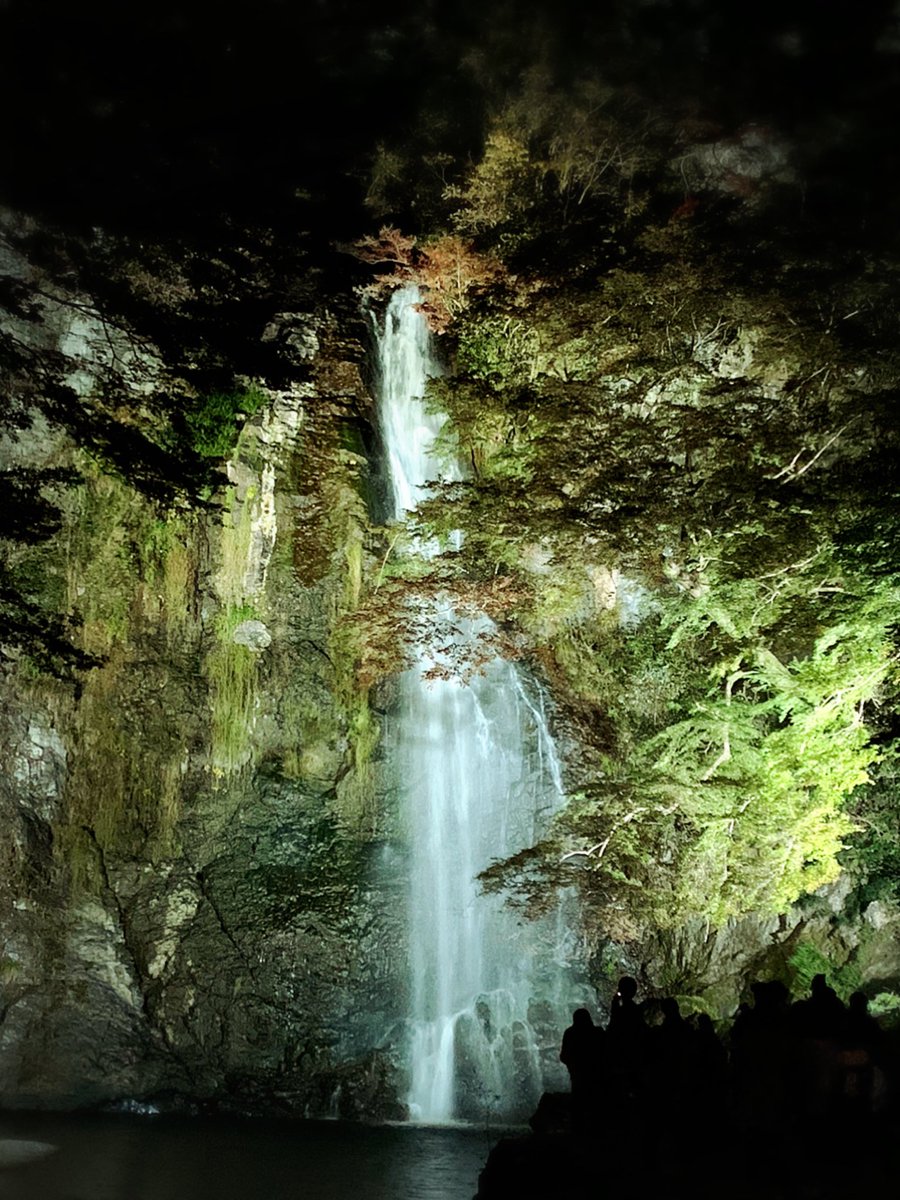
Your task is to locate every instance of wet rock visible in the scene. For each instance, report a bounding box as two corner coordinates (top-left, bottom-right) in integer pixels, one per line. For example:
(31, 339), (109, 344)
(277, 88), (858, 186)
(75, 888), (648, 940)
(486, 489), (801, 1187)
(0, 211), (403, 1118)
(864, 900), (896, 931)
(9, 716), (67, 822)
(261, 312), (321, 364)
(231, 620), (272, 651)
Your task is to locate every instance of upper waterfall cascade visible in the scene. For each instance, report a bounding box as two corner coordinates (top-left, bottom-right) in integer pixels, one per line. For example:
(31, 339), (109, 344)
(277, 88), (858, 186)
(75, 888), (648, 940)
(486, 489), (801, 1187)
(375, 287), (590, 1123)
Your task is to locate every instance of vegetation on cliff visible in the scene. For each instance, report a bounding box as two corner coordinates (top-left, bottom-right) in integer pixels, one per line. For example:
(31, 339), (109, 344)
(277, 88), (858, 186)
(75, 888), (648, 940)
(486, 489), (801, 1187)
(353, 68), (900, 934)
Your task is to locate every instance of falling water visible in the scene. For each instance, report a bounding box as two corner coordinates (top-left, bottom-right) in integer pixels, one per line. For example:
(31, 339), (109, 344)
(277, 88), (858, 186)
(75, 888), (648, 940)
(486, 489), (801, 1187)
(375, 287), (587, 1124)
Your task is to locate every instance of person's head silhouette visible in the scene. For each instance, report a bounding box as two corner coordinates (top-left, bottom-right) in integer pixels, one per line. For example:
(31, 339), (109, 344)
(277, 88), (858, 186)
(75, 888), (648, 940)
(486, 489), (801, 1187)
(617, 976), (637, 1001)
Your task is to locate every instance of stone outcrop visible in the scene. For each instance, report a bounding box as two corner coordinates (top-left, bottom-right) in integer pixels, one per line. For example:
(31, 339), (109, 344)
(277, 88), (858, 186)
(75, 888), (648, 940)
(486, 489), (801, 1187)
(0, 212), (407, 1117)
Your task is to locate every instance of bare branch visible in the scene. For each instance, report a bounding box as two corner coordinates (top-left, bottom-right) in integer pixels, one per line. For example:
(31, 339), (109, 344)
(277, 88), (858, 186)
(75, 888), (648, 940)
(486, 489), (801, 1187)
(559, 807), (648, 865)
(770, 421), (855, 483)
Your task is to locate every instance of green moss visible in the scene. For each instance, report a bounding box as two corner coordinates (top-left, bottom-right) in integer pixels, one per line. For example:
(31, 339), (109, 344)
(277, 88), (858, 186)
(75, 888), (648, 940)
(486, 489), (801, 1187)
(328, 603), (383, 833)
(0, 954), (22, 986)
(65, 469), (140, 653)
(207, 641), (257, 776)
(13, 653), (50, 684)
(345, 534), (363, 611)
(216, 485), (257, 606)
(278, 689), (342, 781)
(291, 446), (370, 588)
(4, 541), (68, 614)
(218, 601), (259, 634)
(333, 699), (379, 831)
(289, 441), (384, 829)
(29, 459), (201, 889)
(59, 459), (199, 653)
(59, 652), (187, 890)
(184, 384), (267, 459)
(135, 511), (196, 631)
(206, 605), (260, 778)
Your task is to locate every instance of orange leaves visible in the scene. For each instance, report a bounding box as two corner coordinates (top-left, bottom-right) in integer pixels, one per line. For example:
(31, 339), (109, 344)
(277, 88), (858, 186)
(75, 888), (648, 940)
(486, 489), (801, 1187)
(350, 225), (417, 270)
(339, 570), (531, 692)
(415, 236), (504, 333)
(351, 226), (505, 333)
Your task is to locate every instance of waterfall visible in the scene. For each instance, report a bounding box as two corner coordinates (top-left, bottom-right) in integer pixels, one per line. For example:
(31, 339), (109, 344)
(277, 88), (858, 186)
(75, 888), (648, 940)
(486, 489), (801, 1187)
(375, 286), (587, 1124)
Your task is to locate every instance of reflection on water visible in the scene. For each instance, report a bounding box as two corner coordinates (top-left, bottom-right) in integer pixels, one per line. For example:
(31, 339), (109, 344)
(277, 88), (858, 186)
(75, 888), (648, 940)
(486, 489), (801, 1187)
(0, 1113), (492, 1200)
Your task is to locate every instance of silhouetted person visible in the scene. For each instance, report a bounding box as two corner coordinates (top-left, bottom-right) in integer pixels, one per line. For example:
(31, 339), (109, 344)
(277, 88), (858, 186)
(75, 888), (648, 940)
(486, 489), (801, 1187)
(793, 973), (846, 1041)
(839, 992), (885, 1114)
(609, 977), (643, 1037)
(659, 996), (690, 1036)
(560, 1008), (602, 1128)
(791, 974), (847, 1117)
(607, 977), (648, 1109)
(731, 980), (792, 1125)
(649, 997), (696, 1125)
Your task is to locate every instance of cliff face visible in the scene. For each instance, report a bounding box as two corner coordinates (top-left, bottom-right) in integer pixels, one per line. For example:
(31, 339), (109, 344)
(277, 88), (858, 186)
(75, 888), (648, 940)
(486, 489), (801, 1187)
(2, 0), (899, 1125)
(0, 212), (407, 1117)
(2, 136), (900, 1114)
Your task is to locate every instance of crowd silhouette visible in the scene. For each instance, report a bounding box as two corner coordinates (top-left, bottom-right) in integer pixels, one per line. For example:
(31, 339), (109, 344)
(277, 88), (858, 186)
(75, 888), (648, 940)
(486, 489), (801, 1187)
(558, 974), (892, 1135)
(479, 975), (899, 1198)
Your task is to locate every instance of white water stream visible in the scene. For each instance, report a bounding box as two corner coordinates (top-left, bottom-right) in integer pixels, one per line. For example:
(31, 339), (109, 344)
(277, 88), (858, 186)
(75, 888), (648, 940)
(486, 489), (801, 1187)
(375, 288), (587, 1123)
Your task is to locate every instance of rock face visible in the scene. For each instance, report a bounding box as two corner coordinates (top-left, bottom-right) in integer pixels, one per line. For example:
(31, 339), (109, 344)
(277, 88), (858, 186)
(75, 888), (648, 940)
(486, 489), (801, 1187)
(0, 212), (407, 1117)
(588, 876), (900, 1026)
(2, 204), (900, 1120)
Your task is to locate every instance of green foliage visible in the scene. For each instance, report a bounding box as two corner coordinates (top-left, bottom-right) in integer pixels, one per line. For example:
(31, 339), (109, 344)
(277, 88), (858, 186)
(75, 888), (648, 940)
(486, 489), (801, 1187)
(446, 130), (542, 249)
(427, 380), (546, 486)
(869, 992), (900, 1027)
(624, 566), (898, 920)
(456, 315), (541, 388)
(499, 71), (659, 211)
(788, 942), (862, 1002)
(842, 751), (900, 904)
(351, 67), (900, 936)
(418, 159), (900, 933)
(184, 384), (267, 459)
(438, 76), (663, 258)
(506, 556), (898, 929)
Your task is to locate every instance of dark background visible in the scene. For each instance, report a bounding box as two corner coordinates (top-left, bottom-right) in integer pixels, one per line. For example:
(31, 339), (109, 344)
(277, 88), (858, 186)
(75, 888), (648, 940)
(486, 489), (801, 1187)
(0, 0), (897, 237)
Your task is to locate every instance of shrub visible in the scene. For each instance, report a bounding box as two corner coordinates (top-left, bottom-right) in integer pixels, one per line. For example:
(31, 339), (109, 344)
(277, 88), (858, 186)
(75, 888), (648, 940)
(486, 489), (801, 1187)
(788, 942), (861, 1002)
(185, 384), (267, 458)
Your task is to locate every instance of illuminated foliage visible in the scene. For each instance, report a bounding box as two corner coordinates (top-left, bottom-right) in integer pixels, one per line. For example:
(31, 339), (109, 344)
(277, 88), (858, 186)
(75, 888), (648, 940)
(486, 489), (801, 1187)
(391, 88), (900, 934)
(352, 226), (504, 332)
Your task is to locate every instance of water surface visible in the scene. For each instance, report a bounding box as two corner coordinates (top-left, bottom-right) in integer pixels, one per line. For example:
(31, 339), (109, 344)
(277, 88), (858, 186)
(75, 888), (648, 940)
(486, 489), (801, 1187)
(0, 1113), (492, 1200)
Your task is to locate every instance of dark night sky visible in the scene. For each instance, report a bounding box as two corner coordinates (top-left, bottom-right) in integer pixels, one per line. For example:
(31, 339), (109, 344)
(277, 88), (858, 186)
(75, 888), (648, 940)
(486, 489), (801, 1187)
(0, 0), (897, 236)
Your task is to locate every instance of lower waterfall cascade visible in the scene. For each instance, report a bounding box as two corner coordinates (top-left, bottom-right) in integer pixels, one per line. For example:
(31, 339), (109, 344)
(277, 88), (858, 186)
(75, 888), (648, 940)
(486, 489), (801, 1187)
(374, 286), (591, 1123)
